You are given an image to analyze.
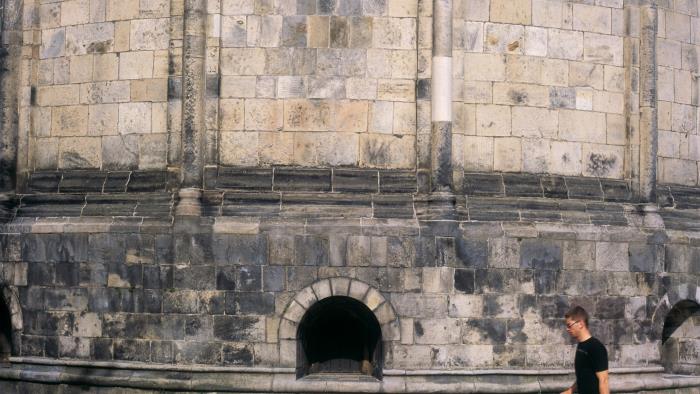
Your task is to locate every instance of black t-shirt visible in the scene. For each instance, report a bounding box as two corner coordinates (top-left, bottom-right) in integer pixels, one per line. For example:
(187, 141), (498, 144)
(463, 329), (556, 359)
(575, 337), (608, 394)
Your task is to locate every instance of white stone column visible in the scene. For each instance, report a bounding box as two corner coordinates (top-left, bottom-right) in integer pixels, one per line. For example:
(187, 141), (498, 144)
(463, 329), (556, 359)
(431, 0), (453, 193)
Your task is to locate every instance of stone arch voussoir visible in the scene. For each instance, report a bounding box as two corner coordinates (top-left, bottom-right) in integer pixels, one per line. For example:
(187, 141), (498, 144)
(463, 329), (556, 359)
(279, 277), (400, 343)
(652, 283), (700, 339)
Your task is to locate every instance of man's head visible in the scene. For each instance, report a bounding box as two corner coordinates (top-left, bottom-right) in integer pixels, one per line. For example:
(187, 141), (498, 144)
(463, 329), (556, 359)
(564, 305), (591, 341)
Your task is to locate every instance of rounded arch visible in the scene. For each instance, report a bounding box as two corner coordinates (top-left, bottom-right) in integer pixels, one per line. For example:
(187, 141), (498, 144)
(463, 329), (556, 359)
(651, 283), (700, 340)
(278, 278), (400, 379)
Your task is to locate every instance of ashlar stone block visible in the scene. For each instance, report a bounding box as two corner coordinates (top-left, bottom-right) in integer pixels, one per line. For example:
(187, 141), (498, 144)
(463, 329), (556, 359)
(490, 0), (531, 25)
(59, 137), (102, 169)
(52, 106), (88, 137)
(130, 18), (170, 51)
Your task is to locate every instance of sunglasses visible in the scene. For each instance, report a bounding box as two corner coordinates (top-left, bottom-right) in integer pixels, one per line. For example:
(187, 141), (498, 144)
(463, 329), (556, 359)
(565, 320), (580, 329)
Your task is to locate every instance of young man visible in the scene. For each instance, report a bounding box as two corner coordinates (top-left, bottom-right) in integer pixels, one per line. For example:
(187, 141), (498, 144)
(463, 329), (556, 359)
(561, 306), (610, 394)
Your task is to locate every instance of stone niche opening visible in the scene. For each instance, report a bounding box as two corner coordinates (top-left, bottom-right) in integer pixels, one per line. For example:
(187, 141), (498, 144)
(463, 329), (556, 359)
(661, 299), (700, 374)
(296, 296), (383, 380)
(0, 296), (11, 363)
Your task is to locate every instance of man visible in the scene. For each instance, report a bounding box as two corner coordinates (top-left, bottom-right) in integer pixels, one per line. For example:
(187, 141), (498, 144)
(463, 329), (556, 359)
(561, 306), (609, 394)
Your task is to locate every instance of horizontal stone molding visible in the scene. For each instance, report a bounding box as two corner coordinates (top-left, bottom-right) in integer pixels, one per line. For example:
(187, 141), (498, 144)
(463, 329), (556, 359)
(1, 358), (698, 393)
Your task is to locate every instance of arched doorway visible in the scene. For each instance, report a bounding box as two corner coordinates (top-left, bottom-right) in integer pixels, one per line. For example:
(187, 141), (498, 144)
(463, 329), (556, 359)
(661, 299), (700, 374)
(296, 296), (383, 379)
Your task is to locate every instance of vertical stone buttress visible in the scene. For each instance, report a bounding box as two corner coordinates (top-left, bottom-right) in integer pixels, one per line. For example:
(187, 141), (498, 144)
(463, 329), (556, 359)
(638, 4), (658, 202)
(0, 0), (21, 193)
(177, 0), (207, 215)
(431, 0), (452, 193)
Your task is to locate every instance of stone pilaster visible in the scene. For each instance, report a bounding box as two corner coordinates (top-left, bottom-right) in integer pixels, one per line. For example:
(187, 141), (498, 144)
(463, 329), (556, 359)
(431, 0), (453, 193)
(638, 4), (658, 202)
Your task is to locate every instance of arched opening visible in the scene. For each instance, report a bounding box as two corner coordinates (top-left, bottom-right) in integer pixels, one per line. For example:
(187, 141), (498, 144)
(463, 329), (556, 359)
(296, 296), (382, 380)
(0, 294), (12, 363)
(661, 299), (700, 374)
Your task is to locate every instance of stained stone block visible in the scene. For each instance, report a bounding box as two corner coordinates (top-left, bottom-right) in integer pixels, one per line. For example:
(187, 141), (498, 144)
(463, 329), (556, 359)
(454, 268), (475, 294)
(281, 16), (307, 47)
(214, 315), (265, 341)
(595, 241), (629, 271)
(520, 239), (562, 270)
(413, 319), (460, 345)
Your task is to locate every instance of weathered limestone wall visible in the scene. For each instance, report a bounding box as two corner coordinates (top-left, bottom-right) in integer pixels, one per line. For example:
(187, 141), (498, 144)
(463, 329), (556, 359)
(454, 0), (629, 180)
(656, 1), (700, 186)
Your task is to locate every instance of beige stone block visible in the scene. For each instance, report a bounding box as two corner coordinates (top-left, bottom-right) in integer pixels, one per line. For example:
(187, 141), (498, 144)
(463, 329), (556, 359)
(40, 4), (61, 29)
(549, 141), (582, 175)
(490, 0), (531, 25)
(38, 59), (54, 85)
(284, 99), (331, 131)
(391, 50), (417, 79)
(688, 135), (700, 161)
(32, 107), (52, 137)
(119, 51), (154, 80)
(37, 85), (80, 106)
(675, 69), (693, 105)
(130, 18), (170, 50)
(506, 55), (541, 84)
(88, 104), (118, 136)
(151, 102), (167, 134)
(106, 0), (139, 20)
(463, 81), (493, 104)
(541, 59), (568, 86)
(222, 0), (254, 15)
(559, 110), (606, 143)
(315, 132), (360, 166)
(114, 21), (130, 52)
(463, 104), (476, 135)
(484, 23), (524, 54)
(140, 0), (169, 18)
(522, 138), (550, 173)
(220, 131), (259, 166)
(573, 4), (611, 34)
(90, 0), (106, 22)
(359, 134), (415, 168)
(464, 53), (506, 82)
(512, 107), (557, 138)
(388, 0), (417, 17)
(463, 0), (489, 21)
(61, 0), (90, 26)
(130, 79), (167, 102)
(393, 102), (415, 135)
(658, 100), (672, 131)
(334, 100), (368, 132)
(80, 81), (130, 104)
(569, 62), (604, 89)
(221, 15), (246, 47)
(118, 102), (151, 134)
(93, 53), (119, 81)
(657, 39), (682, 69)
(592, 91), (624, 114)
(369, 101), (393, 133)
(493, 137), (522, 172)
(34, 137), (60, 169)
(666, 11), (691, 43)
(139, 133), (167, 169)
(246, 99), (283, 131)
(259, 131), (293, 165)
(59, 137), (101, 168)
(347, 78), (377, 100)
(533, 0), (562, 28)
(221, 48), (266, 75)
(41, 28), (66, 59)
(575, 88), (593, 111)
(220, 99), (244, 130)
(153, 50), (169, 77)
(220, 76), (256, 98)
(659, 158), (697, 185)
(464, 136), (493, 171)
(367, 49), (392, 78)
(493, 82), (549, 107)
(672, 103), (696, 134)
(69, 55), (93, 83)
(606, 114), (626, 146)
(377, 79), (415, 102)
(611, 7), (625, 36)
(52, 106), (88, 136)
(524, 26), (547, 57)
(459, 21), (484, 53)
(582, 143), (624, 178)
(604, 65), (624, 93)
(372, 18), (416, 50)
(657, 67), (674, 102)
(584, 32), (623, 66)
(307, 16), (329, 48)
(548, 29), (583, 60)
(476, 104), (511, 137)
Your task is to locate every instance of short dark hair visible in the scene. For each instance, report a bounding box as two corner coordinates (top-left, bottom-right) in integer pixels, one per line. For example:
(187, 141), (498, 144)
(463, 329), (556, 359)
(565, 305), (589, 327)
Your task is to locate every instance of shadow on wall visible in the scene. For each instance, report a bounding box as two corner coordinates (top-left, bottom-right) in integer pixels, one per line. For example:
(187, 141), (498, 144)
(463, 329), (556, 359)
(0, 293), (11, 363)
(296, 296), (383, 380)
(661, 300), (700, 375)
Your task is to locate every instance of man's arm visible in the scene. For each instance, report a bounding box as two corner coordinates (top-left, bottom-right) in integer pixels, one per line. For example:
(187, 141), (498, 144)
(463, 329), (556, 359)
(560, 382), (576, 394)
(596, 370), (609, 394)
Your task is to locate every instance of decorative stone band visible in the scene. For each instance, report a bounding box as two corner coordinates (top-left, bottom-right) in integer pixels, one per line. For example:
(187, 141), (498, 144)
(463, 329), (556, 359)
(1, 359), (698, 393)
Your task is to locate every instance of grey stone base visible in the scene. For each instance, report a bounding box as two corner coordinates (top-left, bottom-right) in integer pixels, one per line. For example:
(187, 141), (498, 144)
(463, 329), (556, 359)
(0, 358), (699, 393)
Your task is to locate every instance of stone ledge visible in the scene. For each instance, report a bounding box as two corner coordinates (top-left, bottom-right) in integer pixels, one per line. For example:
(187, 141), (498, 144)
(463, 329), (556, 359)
(0, 358), (698, 393)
